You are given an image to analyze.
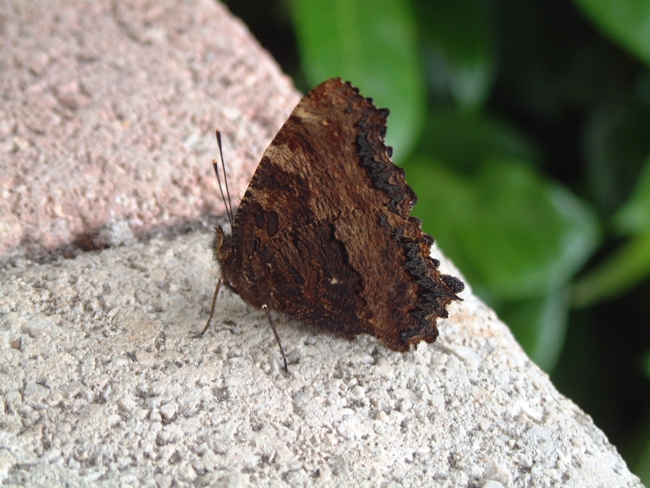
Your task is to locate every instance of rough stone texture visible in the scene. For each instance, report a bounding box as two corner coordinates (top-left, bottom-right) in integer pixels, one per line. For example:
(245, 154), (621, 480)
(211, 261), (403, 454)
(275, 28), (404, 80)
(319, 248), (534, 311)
(0, 0), (643, 487)
(0, 0), (299, 258)
(0, 234), (642, 487)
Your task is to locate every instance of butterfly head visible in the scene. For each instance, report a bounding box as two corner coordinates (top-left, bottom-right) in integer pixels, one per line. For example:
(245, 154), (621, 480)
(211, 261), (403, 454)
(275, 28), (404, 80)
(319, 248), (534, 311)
(214, 225), (234, 281)
(214, 221), (232, 250)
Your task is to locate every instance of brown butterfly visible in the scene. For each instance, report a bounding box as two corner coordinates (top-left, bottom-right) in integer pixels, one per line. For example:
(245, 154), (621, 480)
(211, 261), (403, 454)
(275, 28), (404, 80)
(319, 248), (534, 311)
(202, 78), (464, 371)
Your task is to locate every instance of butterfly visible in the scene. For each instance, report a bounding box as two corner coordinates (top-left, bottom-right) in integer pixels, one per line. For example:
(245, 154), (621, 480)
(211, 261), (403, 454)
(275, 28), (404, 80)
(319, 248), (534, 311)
(201, 78), (464, 371)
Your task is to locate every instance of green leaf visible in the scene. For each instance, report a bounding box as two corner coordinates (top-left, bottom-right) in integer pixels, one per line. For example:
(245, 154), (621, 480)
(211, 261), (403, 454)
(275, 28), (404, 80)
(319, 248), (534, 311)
(582, 98), (650, 215)
(574, 152), (650, 307)
(404, 158), (600, 300)
(290, 0), (425, 160)
(614, 153), (650, 235)
(573, 233), (650, 307)
(575, 0), (650, 66)
(416, 109), (541, 173)
(498, 290), (570, 372)
(413, 0), (497, 109)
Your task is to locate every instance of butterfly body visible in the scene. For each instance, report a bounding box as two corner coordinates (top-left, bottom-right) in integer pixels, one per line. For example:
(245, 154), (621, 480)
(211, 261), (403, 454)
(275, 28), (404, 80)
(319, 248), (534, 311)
(212, 78), (463, 354)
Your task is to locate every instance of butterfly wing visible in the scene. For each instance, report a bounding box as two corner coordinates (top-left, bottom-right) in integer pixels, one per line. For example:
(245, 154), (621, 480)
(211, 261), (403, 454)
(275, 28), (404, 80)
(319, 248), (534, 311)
(244, 209), (461, 351)
(216, 77), (463, 349)
(225, 78), (416, 265)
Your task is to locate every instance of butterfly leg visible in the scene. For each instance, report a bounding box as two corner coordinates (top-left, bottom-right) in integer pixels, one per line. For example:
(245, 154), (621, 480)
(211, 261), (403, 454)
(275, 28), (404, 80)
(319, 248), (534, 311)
(262, 304), (288, 372)
(197, 279), (222, 337)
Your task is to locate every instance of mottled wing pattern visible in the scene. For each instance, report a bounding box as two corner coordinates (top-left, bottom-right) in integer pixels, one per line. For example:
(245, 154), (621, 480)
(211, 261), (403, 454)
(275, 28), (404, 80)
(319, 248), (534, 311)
(218, 78), (464, 351)
(248, 209), (462, 351)
(227, 78), (415, 264)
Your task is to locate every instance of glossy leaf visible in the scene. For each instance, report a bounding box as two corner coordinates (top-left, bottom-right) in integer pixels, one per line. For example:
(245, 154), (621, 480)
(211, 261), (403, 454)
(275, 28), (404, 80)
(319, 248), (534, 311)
(573, 153), (650, 307)
(573, 233), (650, 307)
(416, 109), (540, 173)
(290, 0), (425, 160)
(582, 98), (650, 215)
(575, 0), (650, 65)
(614, 153), (650, 236)
(413, 0), (497, 109)
(404, 158), (600, 300)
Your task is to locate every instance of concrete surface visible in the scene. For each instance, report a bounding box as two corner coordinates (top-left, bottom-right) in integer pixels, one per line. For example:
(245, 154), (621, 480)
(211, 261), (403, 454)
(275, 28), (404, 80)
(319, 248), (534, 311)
(0, 0), (299, 257)
(0, 0), (643, 487)
(0, 233), (642, 487)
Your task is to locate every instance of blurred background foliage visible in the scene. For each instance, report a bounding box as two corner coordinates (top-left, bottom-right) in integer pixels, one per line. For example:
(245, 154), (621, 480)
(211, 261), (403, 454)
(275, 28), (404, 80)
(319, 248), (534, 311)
(222, 0), (650, 480)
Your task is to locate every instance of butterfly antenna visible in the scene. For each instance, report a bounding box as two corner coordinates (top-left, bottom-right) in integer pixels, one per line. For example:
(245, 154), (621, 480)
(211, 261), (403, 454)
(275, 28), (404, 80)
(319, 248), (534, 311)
(213, 130), (234, 226)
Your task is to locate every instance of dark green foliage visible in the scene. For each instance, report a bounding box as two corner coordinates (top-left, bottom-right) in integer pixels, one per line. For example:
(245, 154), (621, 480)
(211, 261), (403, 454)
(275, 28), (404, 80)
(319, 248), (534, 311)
(223, 0), (650, 479)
